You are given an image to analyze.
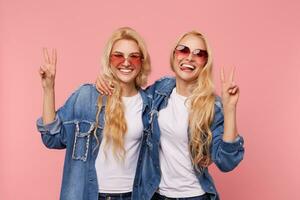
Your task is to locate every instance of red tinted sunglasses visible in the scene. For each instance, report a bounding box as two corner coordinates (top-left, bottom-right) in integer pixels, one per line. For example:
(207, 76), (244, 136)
(174, 45), (208, 61)
(110, 52), (143, 66)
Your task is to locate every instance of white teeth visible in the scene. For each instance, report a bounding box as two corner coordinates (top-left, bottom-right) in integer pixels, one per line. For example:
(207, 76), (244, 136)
(119, 68), (133, 73)
(181, 64), (195, 69)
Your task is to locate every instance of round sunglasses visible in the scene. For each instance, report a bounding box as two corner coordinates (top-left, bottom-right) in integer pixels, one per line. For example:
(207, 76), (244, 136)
(174, 45), (208, 61)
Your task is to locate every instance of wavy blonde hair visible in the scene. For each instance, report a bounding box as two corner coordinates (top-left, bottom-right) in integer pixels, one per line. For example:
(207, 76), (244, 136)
(170, 31), (216, 169)
(93, 27), (151, 160)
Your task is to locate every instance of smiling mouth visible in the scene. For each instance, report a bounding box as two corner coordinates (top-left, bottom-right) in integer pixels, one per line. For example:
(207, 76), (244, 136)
(118, 68), (134, 74)
(180, 63), (195, 71)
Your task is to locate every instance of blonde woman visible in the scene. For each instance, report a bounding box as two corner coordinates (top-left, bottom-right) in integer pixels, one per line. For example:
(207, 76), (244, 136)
(36, 27), (152, 200)
(96, 31), (245, 200)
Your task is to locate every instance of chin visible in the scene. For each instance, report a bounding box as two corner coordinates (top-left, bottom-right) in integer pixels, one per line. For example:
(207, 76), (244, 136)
(176, 71), (199, 83)
(117, 76), (136, 84)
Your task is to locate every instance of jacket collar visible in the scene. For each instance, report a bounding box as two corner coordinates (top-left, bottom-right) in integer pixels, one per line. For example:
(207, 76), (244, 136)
(154, 77), (176, 97)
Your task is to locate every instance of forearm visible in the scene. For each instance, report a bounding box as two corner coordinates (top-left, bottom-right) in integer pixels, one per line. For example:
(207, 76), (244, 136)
(42, 88), (56, 124)
(222, 107), (239, 142)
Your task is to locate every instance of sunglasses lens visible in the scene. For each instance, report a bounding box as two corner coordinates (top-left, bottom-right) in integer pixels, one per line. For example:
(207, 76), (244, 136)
(193, 49), (208, 58)
(175, 45), (208, 62)
(110, 53), (142, 66)
(110, 54), (125, 66)
(128, 54), (142, 66)
(175, 45), (190, 57)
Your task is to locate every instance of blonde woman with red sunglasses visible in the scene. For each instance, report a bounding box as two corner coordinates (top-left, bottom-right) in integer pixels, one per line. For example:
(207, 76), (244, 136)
(36, 27), (152, 200)
(96, 31), (244, 200)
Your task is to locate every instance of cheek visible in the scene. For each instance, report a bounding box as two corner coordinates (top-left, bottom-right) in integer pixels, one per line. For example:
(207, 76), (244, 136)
(109, 65), (119, 74)
(196, 61), (207, 71)
(195, 58), (207, 67)
(172, 58), (181, 72)
(110, 60), (120, 67)
(135, 64), (142, 74)
(131, 59), (142, 66)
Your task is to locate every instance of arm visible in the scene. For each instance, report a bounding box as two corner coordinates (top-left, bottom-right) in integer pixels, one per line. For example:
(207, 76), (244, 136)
(36, 89), (81, 149)
(37, 48), (64, 149)
(211, 67), (245, 172)
(39, 48), (57, 124)
(95, 74), (176, 97)
(37, 48), (78, 149)
(221, 67), (240, 142)
(211, 99), (244, 172)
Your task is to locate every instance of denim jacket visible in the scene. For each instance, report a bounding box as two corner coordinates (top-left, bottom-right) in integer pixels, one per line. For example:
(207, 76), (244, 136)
(132, 77), (245, 200)
(36, 84), (151, 200)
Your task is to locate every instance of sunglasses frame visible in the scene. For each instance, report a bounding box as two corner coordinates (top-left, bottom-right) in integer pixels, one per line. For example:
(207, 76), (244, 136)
(110, 52), (143, 66)
(174, 44), (208, 61)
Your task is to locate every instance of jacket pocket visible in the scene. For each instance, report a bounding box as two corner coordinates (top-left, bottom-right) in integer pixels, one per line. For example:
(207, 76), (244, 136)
(72, 121), (95, 162)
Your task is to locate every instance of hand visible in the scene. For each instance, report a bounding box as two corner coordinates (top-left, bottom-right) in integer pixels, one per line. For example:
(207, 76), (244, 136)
(95, 74), (113, 95)
(220, 67), (240, 111)
(39, 48), (57, 90)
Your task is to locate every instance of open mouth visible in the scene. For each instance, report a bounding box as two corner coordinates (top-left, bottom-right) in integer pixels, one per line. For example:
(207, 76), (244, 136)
(180, 63), (195, 71)
(118, 68), (134, 74)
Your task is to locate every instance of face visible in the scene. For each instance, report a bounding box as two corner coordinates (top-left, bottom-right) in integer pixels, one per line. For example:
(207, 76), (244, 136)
(172, 34), (208, 83)
(110, 39), (142, 85)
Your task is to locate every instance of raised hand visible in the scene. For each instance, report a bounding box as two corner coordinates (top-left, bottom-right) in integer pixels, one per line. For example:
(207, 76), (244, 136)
(220, 67), (240, 142)
(220, 67), (240, 111)
(95, 74), (113, 95)
(39, 48), (57, 90)
(39, 48), (57, 124)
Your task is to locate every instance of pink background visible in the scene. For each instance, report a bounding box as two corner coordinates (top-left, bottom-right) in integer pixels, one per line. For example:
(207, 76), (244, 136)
(1, 0), (300, 199)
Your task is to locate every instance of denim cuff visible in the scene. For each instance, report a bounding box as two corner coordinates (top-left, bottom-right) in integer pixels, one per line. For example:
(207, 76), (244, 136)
(220, 135), (244, 153)
(36, 115), (62, 135)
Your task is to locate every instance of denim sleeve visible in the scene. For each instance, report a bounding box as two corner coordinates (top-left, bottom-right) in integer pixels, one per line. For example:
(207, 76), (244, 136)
(36, 86), (81, 149)
(211, 99), (245, 172)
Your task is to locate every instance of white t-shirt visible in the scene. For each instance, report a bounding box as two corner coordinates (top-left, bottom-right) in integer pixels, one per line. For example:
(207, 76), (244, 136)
(158, 88), (205, 198)
(95, 92), (143, 193)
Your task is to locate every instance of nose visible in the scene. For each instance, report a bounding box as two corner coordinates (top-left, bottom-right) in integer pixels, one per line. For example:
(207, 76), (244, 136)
(122, 57), (130, 66)
(186, 52), (193, 61)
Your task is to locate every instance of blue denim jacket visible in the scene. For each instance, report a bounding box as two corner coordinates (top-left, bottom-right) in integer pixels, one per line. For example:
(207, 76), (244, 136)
(132, 77), (245, 200)
(36, 84), (151, 200)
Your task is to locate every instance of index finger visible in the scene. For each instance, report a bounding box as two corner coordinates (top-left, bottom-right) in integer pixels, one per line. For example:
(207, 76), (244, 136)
(229, 67), (235, 82)
(43, 48), (50, 64)
(52, 48), (57, 65)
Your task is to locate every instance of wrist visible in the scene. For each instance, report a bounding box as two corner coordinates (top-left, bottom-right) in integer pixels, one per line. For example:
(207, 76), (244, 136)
(43, 86), (55, 94)
(223, 105), (236, 113)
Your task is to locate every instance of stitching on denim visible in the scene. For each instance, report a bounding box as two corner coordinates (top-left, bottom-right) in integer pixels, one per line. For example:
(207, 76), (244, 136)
(63, 120), (103, 129)
(149, 109), (158, 124)
(155, 90), (168, 96)
(72, 121), (93, 162)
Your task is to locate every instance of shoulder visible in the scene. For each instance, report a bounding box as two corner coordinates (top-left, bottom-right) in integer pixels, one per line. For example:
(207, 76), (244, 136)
(73, 83), (99, 97)
(152, 76), (176, 95)
(143, 75), (176, 97)
(153, 76), (175, 87)
(70, 83), (100, 104)
(76, 83), (97, 93)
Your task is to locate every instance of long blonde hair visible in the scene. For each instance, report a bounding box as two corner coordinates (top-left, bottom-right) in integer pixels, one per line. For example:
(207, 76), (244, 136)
(93, 27), (151, 160)
(170, 31), (216, 169)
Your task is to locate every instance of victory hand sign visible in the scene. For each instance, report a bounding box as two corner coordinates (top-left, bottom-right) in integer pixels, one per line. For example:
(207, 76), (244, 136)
(39, 48), (57, 124)
(220, 67), (240, 142)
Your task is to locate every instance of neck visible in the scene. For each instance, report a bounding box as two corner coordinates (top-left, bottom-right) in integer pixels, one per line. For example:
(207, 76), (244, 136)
(120, 82), (138, 97)
(175, 77), (197, 97)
